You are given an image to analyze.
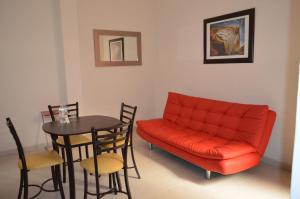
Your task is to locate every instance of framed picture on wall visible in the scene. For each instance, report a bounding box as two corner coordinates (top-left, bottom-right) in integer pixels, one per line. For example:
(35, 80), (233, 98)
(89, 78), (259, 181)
(204, 8), (255, 64)
(109, 37), (125, 61)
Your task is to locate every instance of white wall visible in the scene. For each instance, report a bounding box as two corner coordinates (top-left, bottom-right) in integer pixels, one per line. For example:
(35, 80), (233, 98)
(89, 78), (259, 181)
(290, 0), (300, 196)
(75, 0), (157, 120)
(0, 0), (66, 151)
(153, 0), (299, 167)
(291, 65), (300, 198)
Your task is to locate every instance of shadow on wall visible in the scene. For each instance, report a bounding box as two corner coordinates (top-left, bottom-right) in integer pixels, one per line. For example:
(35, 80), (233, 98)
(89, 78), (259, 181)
(281, 0), (300, 169)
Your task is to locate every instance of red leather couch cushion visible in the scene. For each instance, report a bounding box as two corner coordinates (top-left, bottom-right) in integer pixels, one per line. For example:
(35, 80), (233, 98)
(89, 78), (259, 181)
(163, 92), (269, 149)
(137, 119), (256, 160)
(137, 124), (262, 174)
(136, 92), (276, 175)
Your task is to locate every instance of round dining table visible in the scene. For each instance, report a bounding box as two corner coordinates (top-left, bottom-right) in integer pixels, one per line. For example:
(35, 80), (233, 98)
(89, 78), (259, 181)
(42, 115), (122, 199)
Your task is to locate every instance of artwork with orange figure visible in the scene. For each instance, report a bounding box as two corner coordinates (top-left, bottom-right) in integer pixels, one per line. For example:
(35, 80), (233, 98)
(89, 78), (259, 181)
(210, 18), (245, 56)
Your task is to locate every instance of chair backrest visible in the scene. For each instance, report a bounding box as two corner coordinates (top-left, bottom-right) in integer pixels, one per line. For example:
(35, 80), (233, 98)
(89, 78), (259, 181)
(120, 103), (137, 126)
(6, 118), (27, 170)
(91, 122), (132, 177)
(48, 102), (79, 122)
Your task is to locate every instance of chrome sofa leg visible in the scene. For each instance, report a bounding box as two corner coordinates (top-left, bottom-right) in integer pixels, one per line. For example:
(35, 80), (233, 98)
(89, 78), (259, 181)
(206, 170), (211, 180)
(148, 143), (153, 150)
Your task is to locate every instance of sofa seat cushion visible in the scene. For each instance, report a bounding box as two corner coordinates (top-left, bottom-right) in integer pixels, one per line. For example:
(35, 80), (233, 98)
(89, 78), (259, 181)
(137, 119), (257, 160)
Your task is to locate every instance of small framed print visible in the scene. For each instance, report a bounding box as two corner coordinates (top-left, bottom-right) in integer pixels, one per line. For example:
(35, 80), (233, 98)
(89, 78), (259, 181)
(204, 8), (255, 64)
(109, 37), (124, 61)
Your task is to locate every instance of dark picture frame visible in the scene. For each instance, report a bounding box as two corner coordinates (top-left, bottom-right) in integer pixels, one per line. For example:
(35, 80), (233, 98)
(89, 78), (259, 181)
(204, 8), (255, 64)
(109, 37), (125, 61)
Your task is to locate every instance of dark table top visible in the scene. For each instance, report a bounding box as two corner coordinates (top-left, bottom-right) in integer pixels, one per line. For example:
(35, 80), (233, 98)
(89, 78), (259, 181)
(42, 115), (122, 136)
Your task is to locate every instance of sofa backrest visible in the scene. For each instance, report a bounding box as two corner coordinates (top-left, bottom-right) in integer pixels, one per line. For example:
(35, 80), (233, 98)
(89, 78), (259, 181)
(163, 92), (276, 153)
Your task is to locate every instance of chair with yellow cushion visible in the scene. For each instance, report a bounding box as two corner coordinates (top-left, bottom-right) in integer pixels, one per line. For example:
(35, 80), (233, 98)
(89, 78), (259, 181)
(48, 102), (91, 183)
(6, 118), (65, 199)
(80, 123), (132, 199)
(102, 103), (140, 179)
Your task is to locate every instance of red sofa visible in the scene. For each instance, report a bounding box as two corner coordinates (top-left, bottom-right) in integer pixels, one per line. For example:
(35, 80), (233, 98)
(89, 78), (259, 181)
(136, 92), (276, 177)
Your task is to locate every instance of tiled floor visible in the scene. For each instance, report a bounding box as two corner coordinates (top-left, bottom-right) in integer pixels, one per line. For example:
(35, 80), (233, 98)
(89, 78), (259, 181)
(0, 132), (291, 199)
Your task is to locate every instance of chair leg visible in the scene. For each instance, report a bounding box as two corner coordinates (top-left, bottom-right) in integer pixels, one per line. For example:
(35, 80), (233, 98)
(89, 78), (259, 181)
(22, 170), (29, 199)
(124, 167), (132, 199)
(130, 144), (141, 179)
(85, 145), (89, 158)
(95, 171), (100, 198)
(55, 165), (65, 199)
(78, 146), (82, 161)
(61, 148), (67, 183)
(112, 173), (117, 195)
(109, 174), (112, 189)
(116, 172), (122, 191)
(51, 166), (58, 190)
(18, 170), (23, 199)
(83, 170), (88, 199)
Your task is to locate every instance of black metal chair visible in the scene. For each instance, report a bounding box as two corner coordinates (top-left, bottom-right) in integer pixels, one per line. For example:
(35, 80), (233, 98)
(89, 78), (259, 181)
(48, 102), (91, 183)
(120, 103), (140, 179)
(80, 123), (133, 199)
(101, 103), (140, 179)
(6, 118), (65, 199)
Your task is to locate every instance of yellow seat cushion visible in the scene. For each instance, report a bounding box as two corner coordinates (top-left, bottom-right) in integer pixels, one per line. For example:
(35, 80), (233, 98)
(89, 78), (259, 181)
(102, 138), (126, 148)
(56, 135), (91, 146)
(18, 151), (63, 170)
(80, 153), (123, 175)
(98, 131), (130, 148)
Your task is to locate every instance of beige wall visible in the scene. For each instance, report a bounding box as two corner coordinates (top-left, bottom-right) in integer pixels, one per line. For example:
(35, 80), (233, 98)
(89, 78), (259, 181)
(153, 0), (299, 166)
(76, 0), (157, 120)
(59, 0), (82, 103)
(0, 0), (66, 151)
(1, 0), (299, 168)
